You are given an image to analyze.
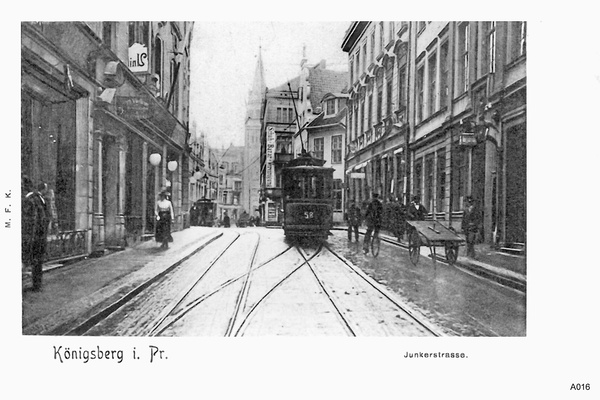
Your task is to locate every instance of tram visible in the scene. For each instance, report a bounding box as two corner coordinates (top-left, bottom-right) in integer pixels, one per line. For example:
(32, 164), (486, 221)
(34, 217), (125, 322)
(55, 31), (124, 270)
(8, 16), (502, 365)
(190, 198), (216, 227)
(281, 152), (334, 240)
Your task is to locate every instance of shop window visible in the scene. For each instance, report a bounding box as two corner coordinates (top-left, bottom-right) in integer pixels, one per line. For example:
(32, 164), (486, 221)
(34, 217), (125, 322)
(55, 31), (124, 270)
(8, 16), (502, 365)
(452, 149), (469, 211)
(436, 150), (446, 212)
(424, 154), (434, 211)
(21, 94), (76, 232)
(414, 159), (423, 200)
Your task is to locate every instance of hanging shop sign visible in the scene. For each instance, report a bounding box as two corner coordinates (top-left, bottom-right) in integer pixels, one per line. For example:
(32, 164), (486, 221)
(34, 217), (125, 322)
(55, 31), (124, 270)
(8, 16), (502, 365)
(350, 172), (366, 179)
(128, 43), (149, 73)
(459, 133), (477, 147)
(267, 202), (277, 221)
(266, 126), (276, 187)
(116, 94), (152, 119)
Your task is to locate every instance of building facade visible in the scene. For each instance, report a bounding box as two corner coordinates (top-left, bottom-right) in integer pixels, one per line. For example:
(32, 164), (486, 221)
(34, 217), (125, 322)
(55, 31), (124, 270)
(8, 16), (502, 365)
(21, 21), (194, 261)
(214, 145), (244, 222)
(342, 21), (526, 248)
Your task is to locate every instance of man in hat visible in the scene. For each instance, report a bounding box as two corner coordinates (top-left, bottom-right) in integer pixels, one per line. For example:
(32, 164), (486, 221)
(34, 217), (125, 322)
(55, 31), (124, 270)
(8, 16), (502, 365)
(346, 199), (361, 242)
(461, 195), (482, 258)
(363, 193), (383, 254)
(407, 195), (427, 221)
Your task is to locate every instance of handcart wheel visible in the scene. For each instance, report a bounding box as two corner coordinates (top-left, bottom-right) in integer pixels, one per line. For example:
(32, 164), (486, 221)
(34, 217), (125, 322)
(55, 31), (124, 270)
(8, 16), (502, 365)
(445, 243), (458, 265)
(408, 229), (420, 265)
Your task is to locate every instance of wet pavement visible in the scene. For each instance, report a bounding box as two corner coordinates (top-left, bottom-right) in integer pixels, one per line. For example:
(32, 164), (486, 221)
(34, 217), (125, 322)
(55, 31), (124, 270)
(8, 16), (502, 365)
(22, 225), (526, 336)
(328, 230), (526, 336)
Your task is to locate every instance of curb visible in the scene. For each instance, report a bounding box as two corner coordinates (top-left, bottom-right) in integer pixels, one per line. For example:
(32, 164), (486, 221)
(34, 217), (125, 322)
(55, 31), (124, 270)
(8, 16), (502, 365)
(24, 232), (223, 336)
(63, 232), (224, 336)
(330, 226), (526, 292)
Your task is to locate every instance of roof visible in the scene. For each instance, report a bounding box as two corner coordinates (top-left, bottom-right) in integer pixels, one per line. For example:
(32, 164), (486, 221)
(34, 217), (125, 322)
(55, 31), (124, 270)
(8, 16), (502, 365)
(306, 107), (347, 129)
(307, 68), (348, 111)
(270, 76), (301, 93)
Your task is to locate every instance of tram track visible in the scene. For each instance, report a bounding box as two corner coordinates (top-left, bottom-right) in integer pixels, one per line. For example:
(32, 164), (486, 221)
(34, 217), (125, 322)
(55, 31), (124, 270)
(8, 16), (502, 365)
(151, 236), (297, 336)
(232, 245), (324, 337)
(322, 243), (443, 336)
(70, 230), (442, 336)
(147, 231), (246, 336)
(64, 232), (225, 336)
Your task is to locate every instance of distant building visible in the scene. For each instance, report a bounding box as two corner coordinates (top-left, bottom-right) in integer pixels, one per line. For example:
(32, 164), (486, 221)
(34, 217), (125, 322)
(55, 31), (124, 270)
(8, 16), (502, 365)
(243, 47), (265, 218)
(21, 21), (194, 260)
(214, 145), (244, 222)
(342, 21), (526, 247)
(259, 58), (348, 226)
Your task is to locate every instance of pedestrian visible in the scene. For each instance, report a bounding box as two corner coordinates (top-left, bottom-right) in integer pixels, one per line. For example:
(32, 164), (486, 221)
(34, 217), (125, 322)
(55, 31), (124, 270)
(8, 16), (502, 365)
(407, 195), (428, 221)
(393, 197), (407, 242)
(190, 201), (200, 226)
(461, 195), (482, 258)
(347, 199), (361, 242)
(155, 191), (174, 249)
(363, 193), (383, 254)
(22, 181), (50, 291)
(223, 211), (230, 228)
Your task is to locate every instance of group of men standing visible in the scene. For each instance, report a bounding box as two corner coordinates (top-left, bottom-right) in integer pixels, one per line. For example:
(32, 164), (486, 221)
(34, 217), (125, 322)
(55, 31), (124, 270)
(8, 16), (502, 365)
(347, 193), (481, 257)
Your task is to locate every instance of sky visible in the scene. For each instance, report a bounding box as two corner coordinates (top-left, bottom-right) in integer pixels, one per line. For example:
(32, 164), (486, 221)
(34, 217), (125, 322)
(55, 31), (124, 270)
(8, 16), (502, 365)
(189, 21), (350, 149)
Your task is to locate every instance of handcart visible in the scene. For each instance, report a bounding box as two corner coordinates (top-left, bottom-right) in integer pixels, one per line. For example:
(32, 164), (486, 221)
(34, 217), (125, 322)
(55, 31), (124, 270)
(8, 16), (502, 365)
(405, 220), (465, 266)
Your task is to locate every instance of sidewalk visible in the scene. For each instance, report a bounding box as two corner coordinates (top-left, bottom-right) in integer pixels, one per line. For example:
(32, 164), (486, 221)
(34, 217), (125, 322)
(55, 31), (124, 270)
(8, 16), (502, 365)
(334, 225), (526, 292)
(22, 227), (223, 335)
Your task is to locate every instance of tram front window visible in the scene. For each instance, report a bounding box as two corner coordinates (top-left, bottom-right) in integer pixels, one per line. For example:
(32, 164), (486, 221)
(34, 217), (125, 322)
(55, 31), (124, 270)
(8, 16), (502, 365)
(285, 173), (327, 199)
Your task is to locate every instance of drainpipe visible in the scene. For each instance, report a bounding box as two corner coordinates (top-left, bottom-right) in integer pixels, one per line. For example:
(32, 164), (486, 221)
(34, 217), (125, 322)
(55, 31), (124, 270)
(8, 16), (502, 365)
(404, 22), (414, 205)
(446, 22), (457, 227)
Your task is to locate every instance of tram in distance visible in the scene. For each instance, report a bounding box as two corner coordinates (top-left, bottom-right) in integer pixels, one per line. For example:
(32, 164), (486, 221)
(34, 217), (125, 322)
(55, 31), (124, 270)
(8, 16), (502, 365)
(190, 198), (216, 227)
(281, 152), (335, 241)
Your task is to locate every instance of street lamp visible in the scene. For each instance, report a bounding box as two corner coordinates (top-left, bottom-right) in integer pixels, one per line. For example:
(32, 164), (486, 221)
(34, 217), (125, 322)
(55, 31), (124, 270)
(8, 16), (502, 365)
(149, 153), (161, 167)
(201, 173), (209, 198)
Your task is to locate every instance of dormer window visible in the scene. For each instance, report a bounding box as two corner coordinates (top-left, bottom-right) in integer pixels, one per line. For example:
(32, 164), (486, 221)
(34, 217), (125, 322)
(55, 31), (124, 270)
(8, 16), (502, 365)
(325, 98), (337, 116)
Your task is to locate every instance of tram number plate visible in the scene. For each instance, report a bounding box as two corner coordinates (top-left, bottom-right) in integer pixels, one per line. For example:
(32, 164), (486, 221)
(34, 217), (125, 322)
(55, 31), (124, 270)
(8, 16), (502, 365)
(304, 211), (314, 219)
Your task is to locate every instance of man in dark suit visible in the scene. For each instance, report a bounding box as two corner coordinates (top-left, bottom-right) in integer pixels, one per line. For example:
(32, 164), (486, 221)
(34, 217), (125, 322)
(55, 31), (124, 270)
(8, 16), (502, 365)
(461, 195), (482, 258)
(346, 200), (361, 242)
(363, 193), (383, 254)
(23, 182), (50, 291)
(407, 195), (428, 221)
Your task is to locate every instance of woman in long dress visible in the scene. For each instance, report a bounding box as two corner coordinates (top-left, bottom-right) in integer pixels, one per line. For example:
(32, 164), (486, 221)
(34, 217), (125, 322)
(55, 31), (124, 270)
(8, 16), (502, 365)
(155, 191), (174, 249)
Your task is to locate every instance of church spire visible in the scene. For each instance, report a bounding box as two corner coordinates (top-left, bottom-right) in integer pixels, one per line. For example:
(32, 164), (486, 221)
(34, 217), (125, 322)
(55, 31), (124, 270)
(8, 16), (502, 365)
(247, 46), (266, 121)
(250, 46), (265, 99)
